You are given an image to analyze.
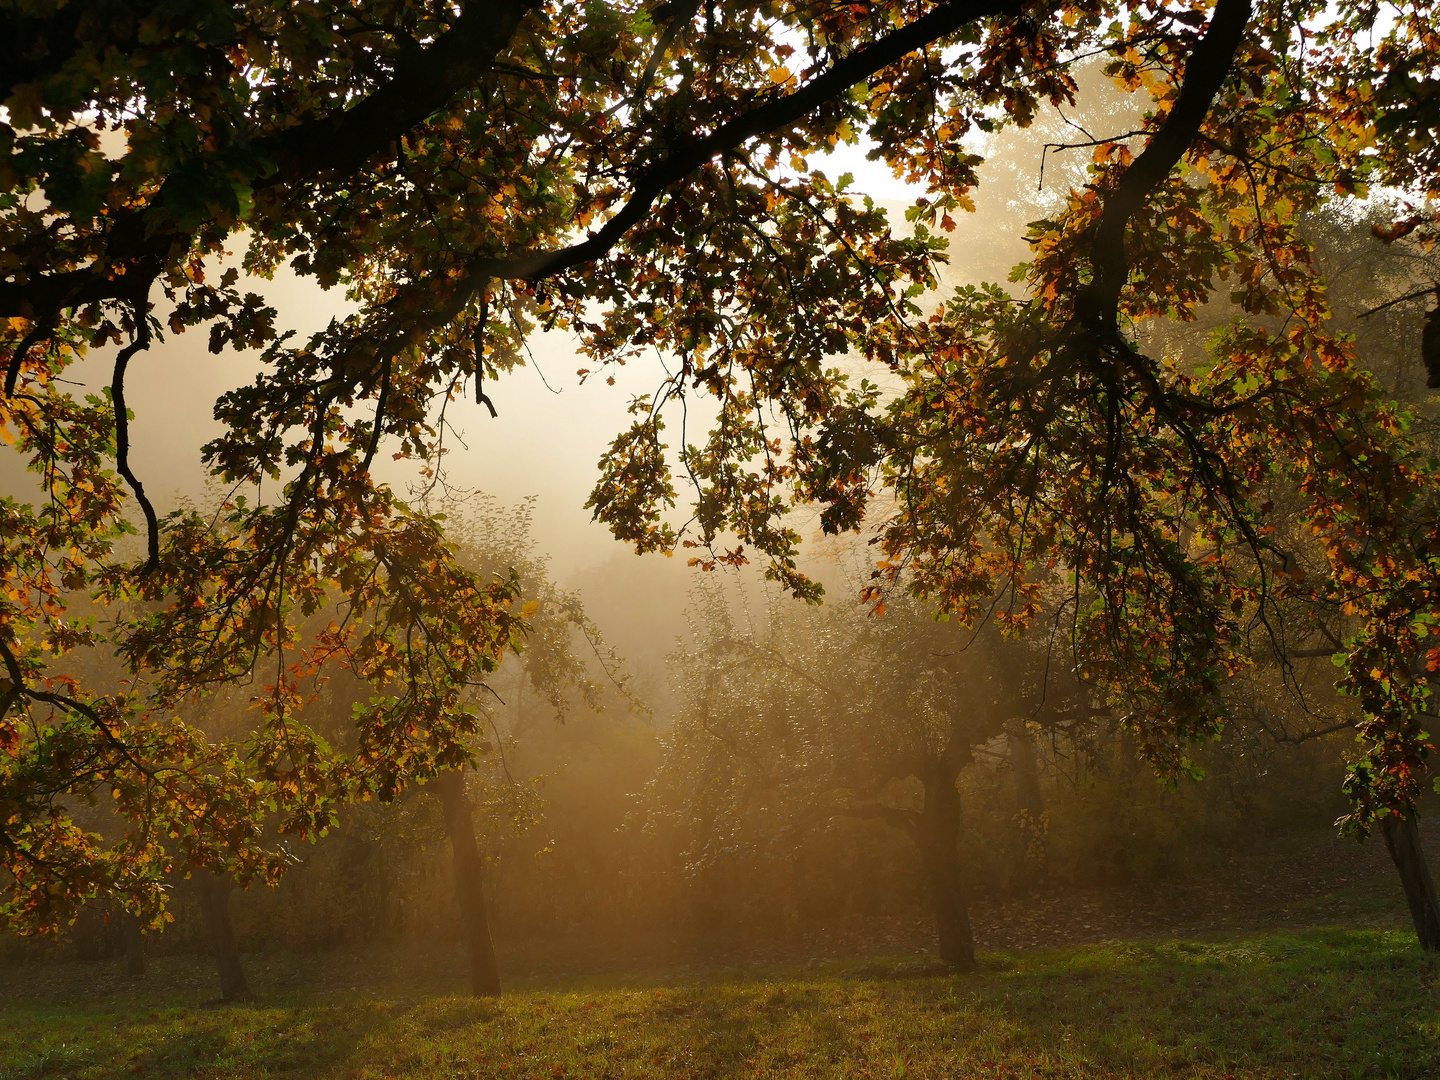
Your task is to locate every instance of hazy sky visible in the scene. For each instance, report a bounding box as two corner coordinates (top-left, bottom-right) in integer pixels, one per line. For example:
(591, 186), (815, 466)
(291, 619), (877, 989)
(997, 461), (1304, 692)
(5, 80), (1121, 655)
(9, 144), (944, 569)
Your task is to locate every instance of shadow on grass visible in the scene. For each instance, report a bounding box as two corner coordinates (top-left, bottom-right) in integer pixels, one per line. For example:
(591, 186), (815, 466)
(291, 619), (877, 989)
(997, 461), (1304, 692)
(2, 928), (1436, 1079)
(0, 994), (420, 1080)
(559, 928), (1440, 1079)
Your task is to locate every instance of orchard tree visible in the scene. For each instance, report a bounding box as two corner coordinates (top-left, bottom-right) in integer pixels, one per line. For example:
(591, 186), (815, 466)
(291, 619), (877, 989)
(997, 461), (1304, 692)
(657, 582), (1092, 967)
(6, 0), (1440, 951)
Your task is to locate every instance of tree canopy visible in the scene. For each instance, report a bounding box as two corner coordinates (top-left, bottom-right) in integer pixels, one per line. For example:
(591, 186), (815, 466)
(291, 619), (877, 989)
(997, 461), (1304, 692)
(4, 0), (1440, 932)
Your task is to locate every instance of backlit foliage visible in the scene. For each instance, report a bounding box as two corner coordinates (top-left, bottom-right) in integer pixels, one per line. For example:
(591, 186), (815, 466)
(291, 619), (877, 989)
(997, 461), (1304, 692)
(4, 0), (1440, 927)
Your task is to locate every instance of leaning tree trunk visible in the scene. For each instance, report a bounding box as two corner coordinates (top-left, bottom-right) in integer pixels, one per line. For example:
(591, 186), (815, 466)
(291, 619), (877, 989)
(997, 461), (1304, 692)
(915, 766), (975, 969)
(434, 767), (502, 995)
(193, 871), (248, 1000)
(1382, 812), (1440, 951)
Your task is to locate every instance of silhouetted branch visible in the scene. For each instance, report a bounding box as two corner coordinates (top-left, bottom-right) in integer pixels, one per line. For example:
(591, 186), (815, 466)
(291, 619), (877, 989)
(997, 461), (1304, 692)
(1357, 284), (1437, 319)
(475, 0), (1020, 284)
(1083, 0), (1252, 332)
(111, 313), (161, 573)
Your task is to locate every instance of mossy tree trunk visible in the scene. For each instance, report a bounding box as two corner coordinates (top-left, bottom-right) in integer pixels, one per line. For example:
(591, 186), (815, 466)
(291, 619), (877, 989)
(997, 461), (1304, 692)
(1382, 813), (1440, 951)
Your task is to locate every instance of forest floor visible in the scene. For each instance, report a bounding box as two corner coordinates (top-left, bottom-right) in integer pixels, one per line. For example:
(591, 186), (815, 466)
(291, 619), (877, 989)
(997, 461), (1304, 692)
(1, 824), (1437, 1079)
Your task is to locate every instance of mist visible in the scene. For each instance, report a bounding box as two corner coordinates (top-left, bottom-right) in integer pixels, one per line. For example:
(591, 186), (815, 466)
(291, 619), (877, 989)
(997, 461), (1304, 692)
(6, 28), (1438, 1080)
(4, 63), (1399, 978)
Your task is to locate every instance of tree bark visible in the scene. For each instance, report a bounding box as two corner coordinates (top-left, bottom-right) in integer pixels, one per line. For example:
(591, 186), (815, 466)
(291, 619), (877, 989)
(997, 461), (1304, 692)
(120, 911), (146, 976)
(915, 765), (975, 969)
(193, 871), (248, 1000)
(1007, 729), (1046, 891)
(1381, 812), (1440, 951)
(435, 767), (502, 995)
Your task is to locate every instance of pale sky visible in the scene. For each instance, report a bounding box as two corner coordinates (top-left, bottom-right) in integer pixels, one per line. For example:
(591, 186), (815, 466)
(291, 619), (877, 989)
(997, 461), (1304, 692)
(24, 155), (938, 577)
(4, 72), (1119, 667)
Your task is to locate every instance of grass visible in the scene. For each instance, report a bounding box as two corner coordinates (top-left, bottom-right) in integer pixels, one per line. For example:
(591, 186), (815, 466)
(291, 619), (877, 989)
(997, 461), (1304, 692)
(3, 927), (1438, 1079)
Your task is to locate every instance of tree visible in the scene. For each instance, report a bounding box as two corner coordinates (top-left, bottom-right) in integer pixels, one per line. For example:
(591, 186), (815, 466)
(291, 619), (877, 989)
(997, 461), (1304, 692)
(657, 581), (1090, 967)
(435, 496), (634, 994)
(6, 0), (1440, 945)
(0, 0), (994, 933)
(815, 7), (1440, 946)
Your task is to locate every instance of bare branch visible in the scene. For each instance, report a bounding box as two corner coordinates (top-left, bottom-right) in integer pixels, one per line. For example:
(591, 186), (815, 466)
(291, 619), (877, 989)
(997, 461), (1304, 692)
(111, 310), (161, 573)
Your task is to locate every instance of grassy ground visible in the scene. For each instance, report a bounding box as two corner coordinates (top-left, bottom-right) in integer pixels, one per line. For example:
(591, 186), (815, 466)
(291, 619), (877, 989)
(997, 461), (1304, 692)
(3, 838), (1436, 1080)
(3, 926), (1438, 1080)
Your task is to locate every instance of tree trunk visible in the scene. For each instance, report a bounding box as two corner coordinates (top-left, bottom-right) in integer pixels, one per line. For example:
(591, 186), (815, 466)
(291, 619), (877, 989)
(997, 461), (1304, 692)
(1382, 812), (1440, 951)
(1007, 729), (1046, 892)
(120, 911), (145, 976)
(71, 904), (105, 961)
(435, 767), (502, 995)
(193, 871), (248, 1000)
(916, 766), (975, 969)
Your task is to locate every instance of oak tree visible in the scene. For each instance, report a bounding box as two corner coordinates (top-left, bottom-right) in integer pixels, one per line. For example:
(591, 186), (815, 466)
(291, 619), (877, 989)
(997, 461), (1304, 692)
(6, 0), (1440, 950)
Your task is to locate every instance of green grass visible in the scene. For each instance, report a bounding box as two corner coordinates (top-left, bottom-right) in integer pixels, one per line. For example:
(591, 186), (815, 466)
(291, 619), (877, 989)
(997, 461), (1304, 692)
(3, 928), (1438, 1080)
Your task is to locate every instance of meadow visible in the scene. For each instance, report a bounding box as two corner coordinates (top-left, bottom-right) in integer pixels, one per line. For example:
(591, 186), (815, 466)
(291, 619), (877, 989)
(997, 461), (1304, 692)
(4, 923), (1437, 1080)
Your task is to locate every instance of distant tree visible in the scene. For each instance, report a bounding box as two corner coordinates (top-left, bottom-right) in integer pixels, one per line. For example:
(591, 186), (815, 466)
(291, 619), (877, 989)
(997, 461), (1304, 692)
(435, 497), (634, 994)
(657, 582), (1092, 967)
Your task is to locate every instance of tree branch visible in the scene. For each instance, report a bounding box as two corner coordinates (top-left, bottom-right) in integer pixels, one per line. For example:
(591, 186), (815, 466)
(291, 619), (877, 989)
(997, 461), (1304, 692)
(1356, 284), (1437, 319)
(475, 0), (1021, 283)
(258, 0), (538, 182)
(1082, 0), (1252, 332)
(361, 357), (393, 474)
(831, 801), (922, 836)
(111, 312), (161, 573)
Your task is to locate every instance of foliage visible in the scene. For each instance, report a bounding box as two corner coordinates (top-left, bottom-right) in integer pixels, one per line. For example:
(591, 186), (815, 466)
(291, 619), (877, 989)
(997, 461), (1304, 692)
(7, 0), (1440, 928)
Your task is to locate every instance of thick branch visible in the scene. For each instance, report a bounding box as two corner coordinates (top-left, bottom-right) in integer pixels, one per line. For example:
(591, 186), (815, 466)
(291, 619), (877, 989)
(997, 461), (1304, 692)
(1357, 284), (1437, 320)
(832, 802), (922, 836)
(4, 317), (53, 397)
(941, 717), (980, 776)
(361, 357), (393, 474)
(477, 0), (1021, 282)
(1083, 0), (1252, 330)
(259, 1), (537, 182)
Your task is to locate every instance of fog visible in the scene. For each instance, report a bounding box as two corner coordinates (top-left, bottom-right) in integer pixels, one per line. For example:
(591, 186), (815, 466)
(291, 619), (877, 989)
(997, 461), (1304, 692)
(3, 67), (1398, 994)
